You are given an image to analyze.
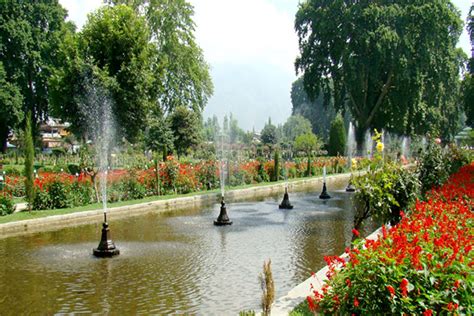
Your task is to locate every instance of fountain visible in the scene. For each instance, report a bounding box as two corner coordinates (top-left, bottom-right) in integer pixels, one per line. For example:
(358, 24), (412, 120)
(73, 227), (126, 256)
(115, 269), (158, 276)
(214, 132), (232, 226)
(279, 185), (293, 209)
(365, 129), (372, 158)
(319, 166), (331, 199)
(401, 136), (410, 161)
(345, 123), (356, 192)
(279, 157), (293, 209)
(78, 78), (120, 257)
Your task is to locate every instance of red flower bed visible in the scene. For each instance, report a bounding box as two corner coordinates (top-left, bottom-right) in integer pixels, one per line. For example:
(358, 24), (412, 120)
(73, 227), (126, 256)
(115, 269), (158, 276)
(308, 163), (474, 315)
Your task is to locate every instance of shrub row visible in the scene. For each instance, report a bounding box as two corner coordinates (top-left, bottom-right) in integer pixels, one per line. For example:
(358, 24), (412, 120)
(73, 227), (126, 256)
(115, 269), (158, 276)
(0, 156), (349, 212)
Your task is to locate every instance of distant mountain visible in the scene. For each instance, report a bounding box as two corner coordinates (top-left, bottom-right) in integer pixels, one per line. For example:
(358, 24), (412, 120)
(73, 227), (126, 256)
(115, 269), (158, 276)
(203, 62), (295, 131)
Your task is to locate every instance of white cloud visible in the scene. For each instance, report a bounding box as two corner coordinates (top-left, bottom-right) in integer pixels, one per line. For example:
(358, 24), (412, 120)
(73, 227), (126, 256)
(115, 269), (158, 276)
(59, 0), (104, 30)
(189, 0), (299, 76)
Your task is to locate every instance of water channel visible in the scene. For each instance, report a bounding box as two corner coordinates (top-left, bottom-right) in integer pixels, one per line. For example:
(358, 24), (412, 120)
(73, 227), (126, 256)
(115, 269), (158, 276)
(0, 180), (376, 314)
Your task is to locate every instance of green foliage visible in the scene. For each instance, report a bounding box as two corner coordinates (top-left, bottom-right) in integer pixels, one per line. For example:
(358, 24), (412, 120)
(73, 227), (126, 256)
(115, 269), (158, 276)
(289, 300), (312, 316)
(260, 118), (278, 146)
(353, 163), (420, 226)
(81, 5), (153, 142)
(238, 311), (256, 316)
(0, 194), (15, 216)
(0, 62), (23, 152)
(273, 149), (280, 182)
(169, 106), (201, 157)
(418, 142), (450, 195)
(328, 113), (346, 156)
(145, 114), (175, 156)
(0, 0), (68, 134)
(291, 77), (336, 141)
(295, 0), (464, 143)
(202, 115), (221, 142)
(418, 142), (471, 195)
(282, 115), (313, 143)
(110, 0), (213, 114)
(24, 112), (35, 210)
(294, 133), (321, 156)
(461, 73), (474, 127)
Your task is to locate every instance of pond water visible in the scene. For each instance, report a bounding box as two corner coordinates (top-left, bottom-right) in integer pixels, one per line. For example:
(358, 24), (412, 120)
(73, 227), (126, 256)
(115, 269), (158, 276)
(0, 181), (376, 315)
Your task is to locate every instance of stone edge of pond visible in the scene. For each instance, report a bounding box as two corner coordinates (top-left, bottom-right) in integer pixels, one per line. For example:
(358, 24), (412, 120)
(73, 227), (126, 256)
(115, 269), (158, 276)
(0, 172), (353, 239)
(268, 227), (383, 316)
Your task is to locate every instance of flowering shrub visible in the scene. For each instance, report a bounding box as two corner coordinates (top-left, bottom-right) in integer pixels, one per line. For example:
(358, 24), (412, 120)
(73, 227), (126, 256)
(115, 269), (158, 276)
(0, 193), (15, 216)
(32, 172), (94, 210)
(0, 155), (357, 211)
(307, 163), (474, 315)
(353, 162), (420, 226)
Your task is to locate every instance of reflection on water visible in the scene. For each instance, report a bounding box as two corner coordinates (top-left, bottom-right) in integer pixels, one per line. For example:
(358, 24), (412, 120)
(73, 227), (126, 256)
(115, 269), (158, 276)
(0, 183), (377, 314)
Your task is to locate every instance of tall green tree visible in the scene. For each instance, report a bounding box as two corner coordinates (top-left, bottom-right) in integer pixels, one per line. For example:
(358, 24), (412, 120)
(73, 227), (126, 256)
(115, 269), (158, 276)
(169, 106), (201, 157)
(294, 132), (322, 176)
(282, 114), (313, 143)
(328, 113), (346, 157)
(24, 112), (35, 211)
(291, 77), (336, 140)
(295, 0), (464, 147)
(109, 0), (213, 115)
(202, 115), (220, 142)
(83, 5), (153, 142)
(0, 0), (69, 143)
(260, 118), (278, 146)
(0, 62), (23, 152)
(145, 113), (175, 160)
(462, 5), (474, 127)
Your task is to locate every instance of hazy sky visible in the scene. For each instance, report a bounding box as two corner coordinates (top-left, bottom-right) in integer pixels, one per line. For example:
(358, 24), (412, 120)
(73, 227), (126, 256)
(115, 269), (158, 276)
(59, 0), (472, 131)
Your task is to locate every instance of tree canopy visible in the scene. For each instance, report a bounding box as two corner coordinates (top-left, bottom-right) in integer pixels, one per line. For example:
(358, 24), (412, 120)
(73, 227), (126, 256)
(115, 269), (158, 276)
(169, 106), (201, 156)
(0, 62), (23, 152)
(295, 0), (464, 146)
(109, 0), (213, 115)
(282, 114), (313, 143)
(0, 0), (69, 149)
(260, 118), (278, 146)
(291, 77), (336, 141)
(463, 5), (474, 127)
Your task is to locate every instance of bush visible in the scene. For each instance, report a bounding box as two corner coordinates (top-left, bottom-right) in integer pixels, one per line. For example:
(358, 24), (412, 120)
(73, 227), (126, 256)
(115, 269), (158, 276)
(353, 163), (420, 227)
(418, 141), (449, 195)
(328, 113), (346, 156)
(67, 164), (81, 175)
(0, 193), (15, 216)
(307, 164), (474, 315)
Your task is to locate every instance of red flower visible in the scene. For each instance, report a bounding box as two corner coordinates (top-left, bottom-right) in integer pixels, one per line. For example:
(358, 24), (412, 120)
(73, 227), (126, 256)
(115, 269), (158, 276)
(386, 285), (395, 298)
(352, 228), (360, 237)
(447, 302), (458, 311)
(307, 296), (316, 311)
(400, 278), (409, 297)
(353, 297), (359, 307)
(423, 309), (433, 316)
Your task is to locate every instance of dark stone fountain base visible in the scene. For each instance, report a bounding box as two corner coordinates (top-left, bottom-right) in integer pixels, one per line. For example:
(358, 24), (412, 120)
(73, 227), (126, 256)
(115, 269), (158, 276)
(319, 182), (331, 199)
(214, 198), (232, 226)
(93, 222), (120, 257)
(345, 182), (356, 192)
(279, 187), (293, 209)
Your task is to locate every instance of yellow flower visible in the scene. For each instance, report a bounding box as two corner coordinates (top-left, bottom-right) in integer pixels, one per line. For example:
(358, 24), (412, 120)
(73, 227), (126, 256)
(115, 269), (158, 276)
(351, 158), (357, 168)
(376, 141), (384, 152)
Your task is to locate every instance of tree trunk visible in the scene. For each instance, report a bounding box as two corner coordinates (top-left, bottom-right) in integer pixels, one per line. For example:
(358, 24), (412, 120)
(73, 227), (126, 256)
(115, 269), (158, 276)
(355, 124), (366, 156)
(0, 125), (8, 153)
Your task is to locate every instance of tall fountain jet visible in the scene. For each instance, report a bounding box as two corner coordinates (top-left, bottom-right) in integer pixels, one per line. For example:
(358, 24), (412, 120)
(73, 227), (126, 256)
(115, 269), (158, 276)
(79, 79), (120, 257)
(345, 123), (356, 192)
(214, 132), (232, 226)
